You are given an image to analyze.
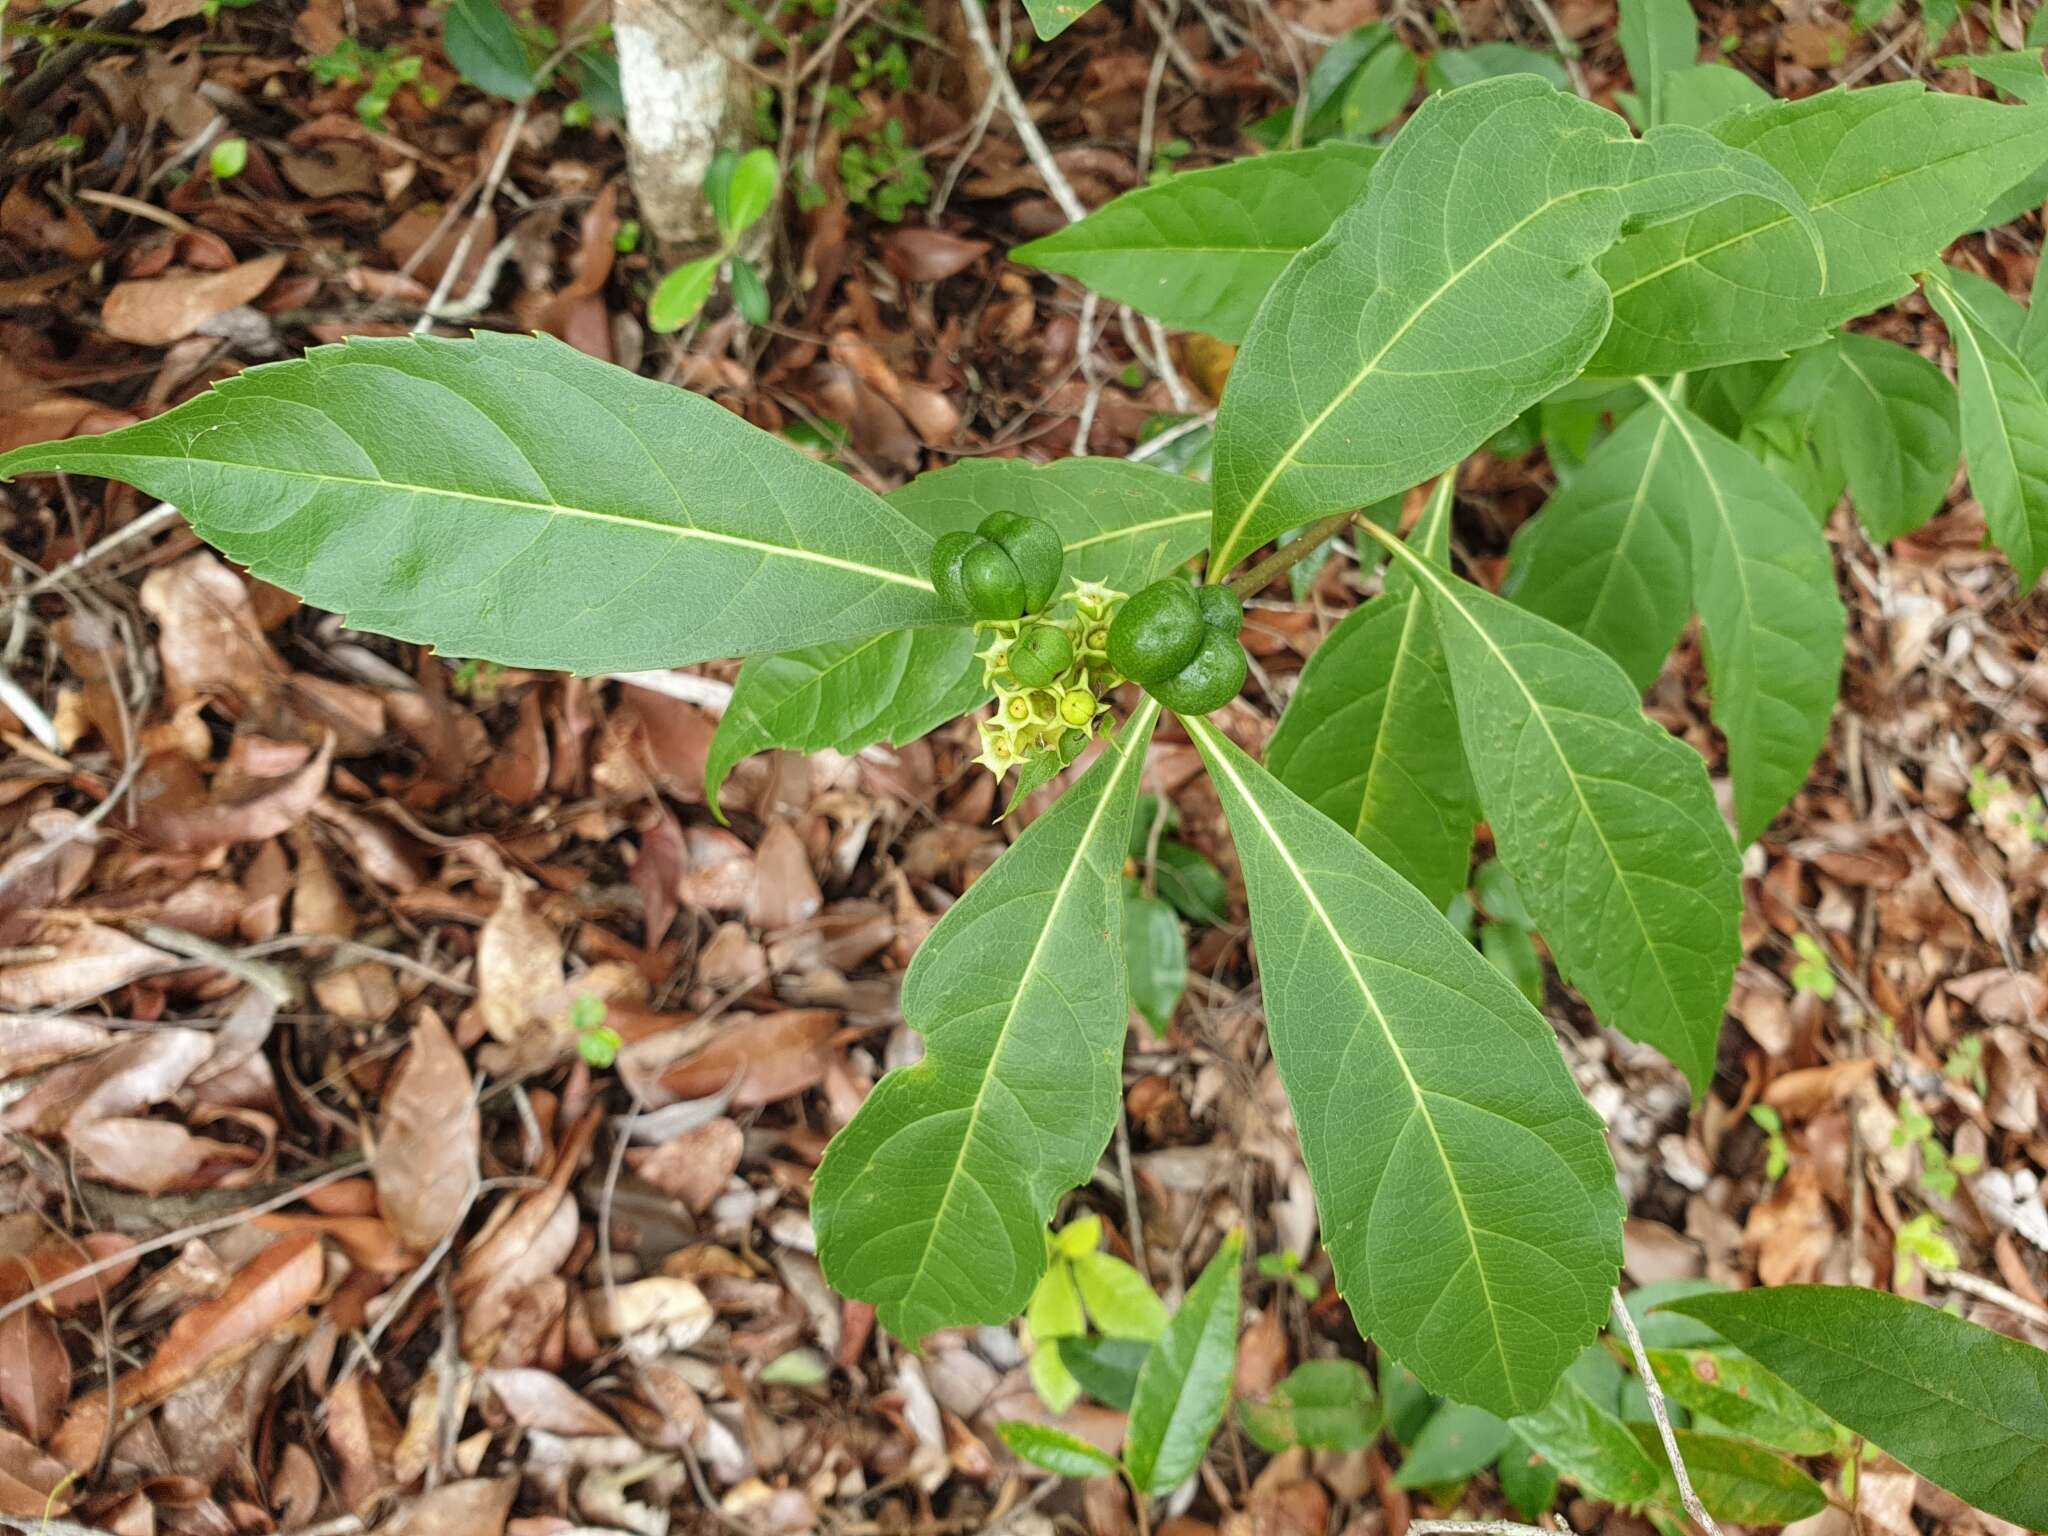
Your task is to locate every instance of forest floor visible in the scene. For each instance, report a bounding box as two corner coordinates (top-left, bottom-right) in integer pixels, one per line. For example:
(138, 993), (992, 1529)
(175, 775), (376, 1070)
(0, 0), (2045, 1533)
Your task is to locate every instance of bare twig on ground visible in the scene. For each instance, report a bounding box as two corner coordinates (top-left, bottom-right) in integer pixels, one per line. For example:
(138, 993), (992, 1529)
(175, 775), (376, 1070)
(1926, 1265), (2048, 1329)
(415, 103), (530, 331)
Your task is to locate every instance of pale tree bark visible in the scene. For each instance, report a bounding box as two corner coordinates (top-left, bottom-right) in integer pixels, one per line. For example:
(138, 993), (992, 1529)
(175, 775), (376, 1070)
(614, 0), (756, 244)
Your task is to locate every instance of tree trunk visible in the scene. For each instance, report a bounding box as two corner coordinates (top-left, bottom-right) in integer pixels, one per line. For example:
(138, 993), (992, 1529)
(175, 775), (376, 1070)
(614, 0), (755, 245)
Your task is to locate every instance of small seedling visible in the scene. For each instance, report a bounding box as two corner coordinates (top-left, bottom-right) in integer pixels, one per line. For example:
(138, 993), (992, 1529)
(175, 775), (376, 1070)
(209, 138), (248, 180)
(571, 993), (621, 1069)
(1255, 1249), (1320, 1301)
(649, 147), (779, 332)
(1751, 1103), (1790, 1181)
(1789, 933), (1835, 999)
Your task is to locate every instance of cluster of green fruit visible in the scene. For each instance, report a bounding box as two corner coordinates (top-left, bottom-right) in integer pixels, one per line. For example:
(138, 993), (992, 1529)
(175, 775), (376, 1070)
(931, 513), (1249, 778)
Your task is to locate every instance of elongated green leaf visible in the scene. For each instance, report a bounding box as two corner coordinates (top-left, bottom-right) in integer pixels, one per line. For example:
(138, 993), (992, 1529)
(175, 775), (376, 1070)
(1818, 333), (1962, 543)
(444, 0), (536, 99)
(1941, 48), (2048, 103)
(1240, 1360), (1382, 1453)
(1123, 888), (1187, 1035)
(1631, 1426), (1824, 1524)
(1637, 385), (1845, 845)
(1378, 531), (1741, 1091)
(1644, 1345), (1845, 1456)
(1021, 0), (1100, 41)
(705, 458), (1210, 812)
(1664, 1286), (2048, 1528)
(1927, 266), (2048, 590)
(1183, 718), (1622, 1412)
(1595, 85), (2048, 375)
(1658, 64), (1770, 129)
(1063, 1336), (1151, 1410)
(1424, 43), (1570, 92)
(812, 702), (1160, 1340)
(1012, 146), (1380, 343)
(1268, 480), (1474, 909)
(1210, 76), (1820, 570)
(0, 334), (946, 673)
(996, 1422), (1122, 1478)
(1511, 1355), (1666, 1507)
(1505, 405), (1691, 690)
(1124, 1229), (1244, 1495)
(1392, 1402), (1510, 1488)
(1617, 0), (1697, 127)
(1497, 1430), (1561, 1521)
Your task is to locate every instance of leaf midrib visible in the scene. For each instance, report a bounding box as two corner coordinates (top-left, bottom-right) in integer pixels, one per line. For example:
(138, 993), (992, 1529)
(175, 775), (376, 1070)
(1929, 270), (2046, 576)
(1582, 412), (1677, 647)
(1184, 715), (1512, 1393)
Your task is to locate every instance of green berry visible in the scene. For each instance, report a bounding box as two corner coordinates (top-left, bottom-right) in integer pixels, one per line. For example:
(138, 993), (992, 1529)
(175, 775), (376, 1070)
(930, 531), (979, 610)
(1009, 623), (1075, 688)
(1195, 583), (1244, 637)
(1147, 627), (1247, 715)
(1057, 688), (1097, 727)
(978, 511), (1064, 612)
(1108, 579), (1205, 683)
(960, 540), (1026, 619)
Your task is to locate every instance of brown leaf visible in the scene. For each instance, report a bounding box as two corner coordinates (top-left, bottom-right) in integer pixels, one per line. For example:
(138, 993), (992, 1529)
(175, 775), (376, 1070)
(479, 1369), (625, 1436)
(0, 1424), (71, 1517)
(377, 1476), (516, 1536)
(747, 822), (823, 931)
(0, 921), (173, 1011)
(66, 1116), (225, 1195)
(375, 1009), (481, 1250)
(136, 735), (335, 850)
(626, 1117), (743, 1213)
(2, 1027), (213, 1136)
(133, 1232), (324, 1402)
(1914, 816), (2013, 949)
(883, 228), (990, 282)
(0, 1309), (68, 1443)
(139, 554), (286, 709)
(328, 1373), (404, 1516)
(476, 881), (565, 1044)
(659, 1009), (839, 1107)
(100, 254), (287, 346)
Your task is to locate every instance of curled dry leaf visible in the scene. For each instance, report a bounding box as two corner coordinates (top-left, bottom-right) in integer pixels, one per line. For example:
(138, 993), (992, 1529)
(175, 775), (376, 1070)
(1913, 815), (2013, 949)
(2, 1026), (212, 1136)
(0, 1307), (68, 1444)
(0, 921), (173, 1011)
(0, 1234), (138, 1313)
(328, 1373), (404, 1516)
(659, 1009), (839, 1107)
(67, 1115), (240, 1195)
(626, 1117), (744, 1214)
(139, 553), (286, 709)
(379, 1475), (518, 1536)
(477, 880), (566, 1045)
(100, 253), (287, 346)
(0, 1423), (72, 1518)
(138, 733), (336, 851)
(479, 1368), (626, 1437)
(375, 1009), (481, 1251)
(587, 1276), (713, 1361)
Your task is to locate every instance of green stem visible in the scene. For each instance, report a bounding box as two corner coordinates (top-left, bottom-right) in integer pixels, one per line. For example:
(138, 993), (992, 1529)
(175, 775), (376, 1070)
(1222, 510), (1357, 598)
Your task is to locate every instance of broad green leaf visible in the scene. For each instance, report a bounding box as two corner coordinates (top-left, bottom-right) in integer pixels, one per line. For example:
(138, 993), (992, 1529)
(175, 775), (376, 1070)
(1392, 1402), (1510, 1488)
(1496, 1431), (1561, 1521)
(1249, 26), (1394, 147)
(1124, 1229), (1244, 1495)
(1480, 921), (1545, 1007)
(1012, 146), (1380, 343)
(1240, 1360), (1382, 1452)
(443, 0), (536, 99)
(1927, 266), (2048, 590)
(0, 334), (948, 674)
(1658, 64), (1770, 129)
(1616, 0), (1697, 127)
(1940, 49), (2048, 103)
(1424, 43), (1571, 93)
(1064, 1335), (1151, 1410)
(1511, 1359), (1666, 1507)
(1632, 1426), (1824, 1523)
(812, 702), (1161, 1340)
(727, 148), (779, 233)
(1183, 717), (1622, 1412)
(1644, 1346), (1845, 1455)
(1379, 531), (1741, 1091)
(1030, 1257), (1087, 1338)
(996, 1422), (1122, 1478)
(1030, 1338), (1082, 1412)
(1504, 405), (1692, 690)
(1818, 333), (1961, 543)
(1021, 0), (1099, 41)
(1636, 385), (1845, 845)
(1123, 889), (1187, 1036)
(704, 457), (1208, 813)
(1152, 843), (1227, 926)
(649, 256), (720, 332)
(1073, 1250), (1170, 1341)
(1340, 42), (1418, 137)
(1594, 85), (2048, 375)
(1210, 76), (1820, 571)
(1267, 479), (1475, 909)
(1663, 1285), (2048, 1527)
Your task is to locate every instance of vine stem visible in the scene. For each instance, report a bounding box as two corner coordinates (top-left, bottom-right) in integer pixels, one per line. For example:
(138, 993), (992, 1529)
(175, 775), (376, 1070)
(1222, 510), (1357, 597)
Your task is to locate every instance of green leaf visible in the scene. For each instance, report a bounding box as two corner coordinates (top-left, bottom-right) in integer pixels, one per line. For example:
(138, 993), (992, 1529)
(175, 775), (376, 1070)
(649, 255), (721, 332)
(1658, 64), (1770, 129)
(730, 258), (771, 325)
(0, 334), (945, 674)
(1662, 1285), (2048, 1528)
(443, 0), (536, 99)
(726, 148), (779, 233)
(1074, 1249), (1171, 1341)
(1617, 0), (1697, 127)
(1380, 532), (1742, 1092)
(812, 702), (1161, 1340)
(1209, 75), (1820, 571)
(1424, 43), (1571, 93)
(1123, 889), (1187, 1036)
(1636, 385), (1845, 845)
(1940, 48), (2048, 103)
(1594, 85), (2048, 375)
(1504, 404), (1692, 691)
(1480, 921), (1545, 1007)
(1926, 265), (2048, 590)
(1182, 716), (1622, 1412)
(996, 1421), (1122, 1479)
(1631, 1425), (1824, 1523)
(1240, 1360), (1383, 1452)
(1124, 1229), (1244, 1495)
(1382, 1359), (1436, 1445)
(1339, 41), (1418, 138)
(1012, 146), (1380, 344)
(209, 138), (248, 179)
(1392, 1402), (1511, 1488)
(1151, 842), (1227, 926)
(1817, 333), (1961, 543)
(1644, 1346), (1845, 1455)
(1064, 1335), (1152, 1410)
(1496, 1431), (1561, 1521)
(1021, 0), (1100, 42)
(1250, 25), (1395, 146)
(1511, 1356), (1666, 1507)
(1030, 1337), (1083, 1412)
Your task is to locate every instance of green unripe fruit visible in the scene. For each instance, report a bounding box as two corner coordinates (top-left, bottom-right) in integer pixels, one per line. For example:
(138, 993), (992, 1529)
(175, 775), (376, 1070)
(1107, 579), (1205, 683)
(1195, 583), (1244, 637)
(930, 531), (979, 610)
(1148, 627), (1247, 715)
(979, 511), (1064, 612)
(960, 541), (1026, 619)
(1009, 623), (1075, 688)
(1057, 689), (1097, 727)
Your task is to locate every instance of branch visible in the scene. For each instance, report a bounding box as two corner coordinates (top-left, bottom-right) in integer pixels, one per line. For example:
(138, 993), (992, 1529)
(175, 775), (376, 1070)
(1611, 1288), (1723, 1536)
(1224, 511), (1356, 597)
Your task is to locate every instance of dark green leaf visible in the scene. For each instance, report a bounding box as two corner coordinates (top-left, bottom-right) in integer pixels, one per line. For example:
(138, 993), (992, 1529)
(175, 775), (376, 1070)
(996, 1422), (1122, 1478)
(1644, 1346), (1844, 1455)
(1480, 922), (1545, 1007)
(1662, 1285), (2048, 1527)
(1123, 888), (1186, 1035)
(443, 0), (535, 99)
(1382, 1359), (1436, 1445)
(1424, 43), (1571, 92)
(1240, 1360), (1383, 1453)
(1511, 1357), (1666, 1507)
(1064, 1335), (1152, 1410)
(1628, 1425), (1825, 1523)
(1022, 0), (1102, 43)
(1813, 333), (1962, 543)
(1124, 1229), (1245, 1495)
(1393, 1402), (1510, 1488)
(730, 258), (771, 325)
(1496, 1431), (1561, 1521)
(1152, 842), (1228, 926)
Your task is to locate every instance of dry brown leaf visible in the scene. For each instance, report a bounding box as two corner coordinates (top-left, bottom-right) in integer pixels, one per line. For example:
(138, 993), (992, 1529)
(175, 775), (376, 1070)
(1914, 816), (2013, 949)
(2, 1027), (212, 1136)
(0, 1309), (68, 1444)
(328, 1373), (404, 1516)
(139, 553), (286, 709)
(747, 821), (823, 931)
(476, 881), (565, 1044)
(658, 1009), (839, 1106)
(137, 734), (335, 851)
(0, 921), (173, 1011)
(479, 1368), (625, 1437)
(883, 228), (990, 282)
(101, 253), (287, 345)
(378, 1476), (516, 1536)
(376, 1009), (481, 1250)
(626, 1117), (743, 1213)
(66, 1116), (229, 1194)
(588, 1277), (713, 1360)
(0, 1424), (71, 1517)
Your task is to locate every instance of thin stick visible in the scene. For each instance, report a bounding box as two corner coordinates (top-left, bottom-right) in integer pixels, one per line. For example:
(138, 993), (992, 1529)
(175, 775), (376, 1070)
(1224, 511), (1355, 596)
(1926, 1265), (2048, 1329)
(414, 102), (529, 332)
(1411, 1522), (1571, 1536)
(956, 0), (1083, 223)
(1612, 1288), (1723, 1536)
(12, 502), (182, 605)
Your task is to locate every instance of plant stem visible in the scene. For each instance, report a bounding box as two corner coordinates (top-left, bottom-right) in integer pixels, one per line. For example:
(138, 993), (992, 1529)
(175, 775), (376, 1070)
(1222, 510), (1356, 597)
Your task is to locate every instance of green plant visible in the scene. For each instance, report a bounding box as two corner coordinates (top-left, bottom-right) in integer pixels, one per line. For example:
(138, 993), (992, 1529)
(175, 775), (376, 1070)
(308, 40), (437, 126)
(570, 992), (620, 1069)
(1749, 1103), (1789, 1181)
(1253, 1249), (1319, 1301)
(1788, 933), (1835, 999)
(648, 147), (780, 332)
(209, 138), (248, 180)
(839, 117), (929, 221)
(7, 28), (2048, 1523)
(1022, 1214), (1168, 1411)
